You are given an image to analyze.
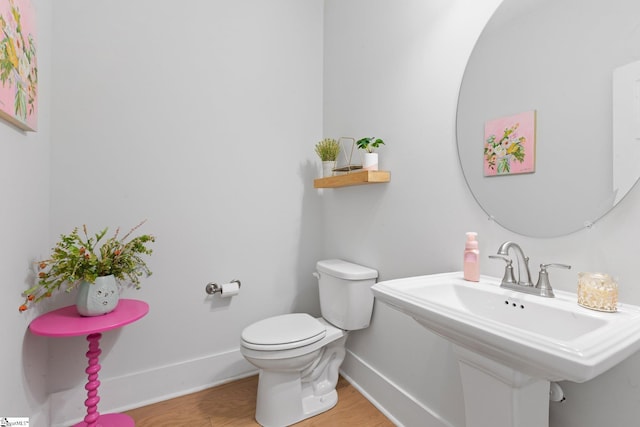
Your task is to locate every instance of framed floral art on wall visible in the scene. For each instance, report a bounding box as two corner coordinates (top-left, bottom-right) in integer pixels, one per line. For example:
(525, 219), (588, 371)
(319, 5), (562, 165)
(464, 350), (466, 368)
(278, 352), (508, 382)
(484, 110), (536, 176)
(0, 0), (37, 131)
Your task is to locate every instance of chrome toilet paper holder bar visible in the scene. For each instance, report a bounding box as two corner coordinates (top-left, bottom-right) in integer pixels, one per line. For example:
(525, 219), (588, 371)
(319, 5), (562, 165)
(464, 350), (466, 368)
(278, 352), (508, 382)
(205, 279), (241, 295)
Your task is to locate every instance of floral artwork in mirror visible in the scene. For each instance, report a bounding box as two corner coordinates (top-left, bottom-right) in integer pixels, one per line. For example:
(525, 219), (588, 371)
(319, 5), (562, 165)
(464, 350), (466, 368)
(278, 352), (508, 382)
(483, 110), (536, 176)
(0, 0), (38, 131)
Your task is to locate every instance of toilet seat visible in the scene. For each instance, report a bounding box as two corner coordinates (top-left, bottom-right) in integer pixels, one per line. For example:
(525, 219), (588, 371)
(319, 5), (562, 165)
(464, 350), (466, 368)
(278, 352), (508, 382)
(241, 313), (326, 351)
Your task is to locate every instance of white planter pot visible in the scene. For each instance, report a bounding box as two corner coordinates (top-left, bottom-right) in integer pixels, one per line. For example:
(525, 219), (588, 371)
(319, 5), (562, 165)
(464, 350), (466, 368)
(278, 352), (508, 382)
(363, 152), (378, 171)
(76, 275), (120, 316)
(322, 161), (336, 177)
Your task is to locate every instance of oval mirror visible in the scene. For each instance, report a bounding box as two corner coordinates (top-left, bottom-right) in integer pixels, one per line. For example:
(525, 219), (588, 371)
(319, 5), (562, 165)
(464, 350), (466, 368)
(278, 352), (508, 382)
(457, 0), (640, 237)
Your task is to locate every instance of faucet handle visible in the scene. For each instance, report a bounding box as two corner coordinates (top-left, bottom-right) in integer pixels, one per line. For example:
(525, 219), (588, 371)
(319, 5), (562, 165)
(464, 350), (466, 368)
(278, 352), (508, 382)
(535, 263), (572, 298)
(488, 255), (517, 285)
(541, 263), (571, 271)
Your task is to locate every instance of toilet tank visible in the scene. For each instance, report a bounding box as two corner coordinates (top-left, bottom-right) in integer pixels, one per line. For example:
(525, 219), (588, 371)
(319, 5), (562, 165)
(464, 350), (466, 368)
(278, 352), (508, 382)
(315, 259), (378, 330)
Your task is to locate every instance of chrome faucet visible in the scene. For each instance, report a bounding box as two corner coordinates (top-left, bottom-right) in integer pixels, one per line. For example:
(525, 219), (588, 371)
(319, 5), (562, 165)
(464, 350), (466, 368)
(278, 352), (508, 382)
(491, 241), (571, 298)
(496, 241), (533, 287)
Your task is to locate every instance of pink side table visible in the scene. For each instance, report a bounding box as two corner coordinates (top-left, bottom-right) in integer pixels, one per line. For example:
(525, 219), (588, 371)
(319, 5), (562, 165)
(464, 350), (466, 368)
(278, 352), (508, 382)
(30, 299), (149, 427)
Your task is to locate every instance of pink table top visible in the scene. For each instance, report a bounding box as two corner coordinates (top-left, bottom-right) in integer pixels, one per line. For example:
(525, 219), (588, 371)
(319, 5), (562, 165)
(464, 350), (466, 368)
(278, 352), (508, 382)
(29, 299), (149, 337)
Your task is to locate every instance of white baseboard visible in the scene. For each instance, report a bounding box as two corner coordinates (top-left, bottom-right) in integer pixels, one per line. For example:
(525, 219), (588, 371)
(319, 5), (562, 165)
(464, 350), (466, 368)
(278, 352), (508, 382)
(49, 348), (256, 427)
(49, 347), (454, 427)
(341, 349), (455, 427)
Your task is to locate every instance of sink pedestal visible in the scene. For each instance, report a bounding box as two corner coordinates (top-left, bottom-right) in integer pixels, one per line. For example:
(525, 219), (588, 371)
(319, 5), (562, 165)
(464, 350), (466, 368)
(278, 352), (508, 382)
(454, 346), (550, 427)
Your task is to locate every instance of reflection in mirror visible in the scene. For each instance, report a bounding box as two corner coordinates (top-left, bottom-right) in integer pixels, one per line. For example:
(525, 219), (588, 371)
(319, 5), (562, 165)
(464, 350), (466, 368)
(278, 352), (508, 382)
(457, 0), (640, 237)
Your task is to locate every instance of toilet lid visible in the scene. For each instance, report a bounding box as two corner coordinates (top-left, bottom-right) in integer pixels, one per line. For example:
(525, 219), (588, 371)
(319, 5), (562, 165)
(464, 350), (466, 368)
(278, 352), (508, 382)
(241, 313), (326, 351)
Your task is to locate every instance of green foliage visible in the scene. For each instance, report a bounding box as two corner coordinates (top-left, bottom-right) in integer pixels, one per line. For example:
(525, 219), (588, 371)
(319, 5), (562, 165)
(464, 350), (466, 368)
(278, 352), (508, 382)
(497, 157), (510, 174)
(315, 138), (341, 161)
(20, 221), (155, 311)
(356, 137), (385, 153)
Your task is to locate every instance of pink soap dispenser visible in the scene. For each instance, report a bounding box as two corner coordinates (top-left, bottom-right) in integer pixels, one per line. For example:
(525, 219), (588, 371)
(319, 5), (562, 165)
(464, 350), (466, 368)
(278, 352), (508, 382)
(463, 232), (480, 282)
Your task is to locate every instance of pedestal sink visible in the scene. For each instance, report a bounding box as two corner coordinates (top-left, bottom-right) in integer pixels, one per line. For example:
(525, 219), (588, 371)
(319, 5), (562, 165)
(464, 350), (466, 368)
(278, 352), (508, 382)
(371, 272), (640, 427)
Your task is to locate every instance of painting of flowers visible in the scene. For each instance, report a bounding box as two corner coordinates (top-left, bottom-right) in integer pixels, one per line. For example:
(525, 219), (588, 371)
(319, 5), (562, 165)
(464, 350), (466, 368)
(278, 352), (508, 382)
(484, 111), (536, 176)
(0, 0), (37, 131)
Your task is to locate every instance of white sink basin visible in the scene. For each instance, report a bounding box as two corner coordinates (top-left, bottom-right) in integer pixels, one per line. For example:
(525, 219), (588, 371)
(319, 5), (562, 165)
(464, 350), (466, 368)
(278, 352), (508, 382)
(372, 272), (640, 383)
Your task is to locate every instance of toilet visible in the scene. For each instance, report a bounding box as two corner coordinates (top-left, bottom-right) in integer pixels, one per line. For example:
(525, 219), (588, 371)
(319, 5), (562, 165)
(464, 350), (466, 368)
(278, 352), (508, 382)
(240, 259), (378, 427)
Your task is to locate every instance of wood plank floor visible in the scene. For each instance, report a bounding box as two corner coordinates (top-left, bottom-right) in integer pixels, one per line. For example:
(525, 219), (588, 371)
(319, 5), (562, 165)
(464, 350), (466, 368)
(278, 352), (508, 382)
(124, 375), (394, 426)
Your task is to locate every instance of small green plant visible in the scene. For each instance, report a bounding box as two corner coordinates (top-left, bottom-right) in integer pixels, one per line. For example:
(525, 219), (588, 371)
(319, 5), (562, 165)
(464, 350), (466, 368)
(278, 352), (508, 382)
(314, 138), (341, 161)
(356, 137), (385, 153)
(19, 220), (155, 312)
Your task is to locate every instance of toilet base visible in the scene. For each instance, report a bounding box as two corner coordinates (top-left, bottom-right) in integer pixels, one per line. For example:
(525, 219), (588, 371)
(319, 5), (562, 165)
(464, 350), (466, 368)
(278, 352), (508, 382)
(302, 388), (338, 418)
(242, 319), (348, 427)
(255, 370), (338, 427)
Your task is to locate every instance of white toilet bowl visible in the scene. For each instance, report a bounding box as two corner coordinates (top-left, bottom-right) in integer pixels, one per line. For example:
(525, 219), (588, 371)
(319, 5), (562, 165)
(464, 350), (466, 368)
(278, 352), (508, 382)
(241, 313), (347, 427)
(240, 259), (378, 427)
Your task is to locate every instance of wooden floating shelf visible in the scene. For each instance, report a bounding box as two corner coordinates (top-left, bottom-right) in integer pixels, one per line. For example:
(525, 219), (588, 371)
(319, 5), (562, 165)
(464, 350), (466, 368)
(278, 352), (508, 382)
(314, 170), (391, 188)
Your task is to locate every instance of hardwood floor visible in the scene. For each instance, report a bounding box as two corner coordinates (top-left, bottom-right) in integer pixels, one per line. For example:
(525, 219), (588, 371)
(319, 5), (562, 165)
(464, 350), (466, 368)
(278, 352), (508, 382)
(124, 375), (394, 426)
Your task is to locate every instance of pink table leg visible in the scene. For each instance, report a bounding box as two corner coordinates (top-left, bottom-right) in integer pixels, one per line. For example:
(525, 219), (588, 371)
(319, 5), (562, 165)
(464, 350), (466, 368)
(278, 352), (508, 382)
(73, 332), (135, 427)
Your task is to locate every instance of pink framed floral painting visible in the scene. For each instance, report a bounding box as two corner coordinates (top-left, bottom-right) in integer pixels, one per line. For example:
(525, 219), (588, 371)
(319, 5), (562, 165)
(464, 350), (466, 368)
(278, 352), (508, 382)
(0, 0), (38, 131)
(484, 110), (536, 176)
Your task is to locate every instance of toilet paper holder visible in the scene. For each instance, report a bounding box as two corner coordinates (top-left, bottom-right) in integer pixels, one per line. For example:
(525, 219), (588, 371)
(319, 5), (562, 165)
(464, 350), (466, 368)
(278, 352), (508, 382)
(205, 279), (241, 295)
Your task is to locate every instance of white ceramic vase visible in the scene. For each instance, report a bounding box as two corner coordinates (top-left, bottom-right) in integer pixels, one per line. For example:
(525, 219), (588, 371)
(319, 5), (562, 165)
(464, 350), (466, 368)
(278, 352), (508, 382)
(322, 161), (335, 177)
(76, 274), (120, 316)
(363, 152), (378, 171)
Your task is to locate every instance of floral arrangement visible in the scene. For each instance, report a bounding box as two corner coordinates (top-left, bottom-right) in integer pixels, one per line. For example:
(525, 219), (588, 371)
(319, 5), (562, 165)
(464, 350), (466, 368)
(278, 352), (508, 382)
(19, 221), (155, 312)
(484, 123), (526, 174)
(314, 138), (341, 161)
(356, 137), (385, 153)
(0, 0), (38, 122)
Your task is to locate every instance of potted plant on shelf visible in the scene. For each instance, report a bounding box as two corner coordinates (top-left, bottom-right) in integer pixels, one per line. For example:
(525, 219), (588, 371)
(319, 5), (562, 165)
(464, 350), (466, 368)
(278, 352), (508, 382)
(356, 137), (385, 171)
(314, 138), (341, 177)
(19, 220), (155, 316)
